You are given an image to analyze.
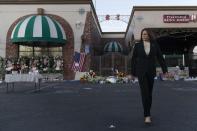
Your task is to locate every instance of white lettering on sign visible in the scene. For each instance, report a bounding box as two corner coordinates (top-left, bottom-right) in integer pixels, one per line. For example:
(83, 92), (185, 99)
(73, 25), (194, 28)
(163, 15), (190, 23)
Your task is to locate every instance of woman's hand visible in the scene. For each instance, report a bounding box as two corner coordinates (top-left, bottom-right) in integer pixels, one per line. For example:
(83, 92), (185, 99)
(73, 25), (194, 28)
(163, 72), (169, 78)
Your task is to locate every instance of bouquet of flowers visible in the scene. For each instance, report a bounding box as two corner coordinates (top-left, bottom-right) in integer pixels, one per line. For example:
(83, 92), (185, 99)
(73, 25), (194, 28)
(160, 72), (175, 81)
(80, 70), (107, 83)
(116, 72), (125, 77)
(88, 70), (96, 78)
(115, 70), (127, 83)
(80, 73), (88, 83)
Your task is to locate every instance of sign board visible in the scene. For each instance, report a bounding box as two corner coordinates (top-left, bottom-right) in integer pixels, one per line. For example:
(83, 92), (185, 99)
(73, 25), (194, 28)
(163, 15), (190, 23)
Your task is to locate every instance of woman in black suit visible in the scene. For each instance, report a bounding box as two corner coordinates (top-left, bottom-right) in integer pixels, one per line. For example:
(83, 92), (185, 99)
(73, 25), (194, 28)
(131, 29), (168, 124)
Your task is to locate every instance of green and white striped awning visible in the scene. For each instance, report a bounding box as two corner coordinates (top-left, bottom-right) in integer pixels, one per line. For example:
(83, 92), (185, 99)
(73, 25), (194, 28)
(11, 15), (66, 46)
(104, 41), (123, 53)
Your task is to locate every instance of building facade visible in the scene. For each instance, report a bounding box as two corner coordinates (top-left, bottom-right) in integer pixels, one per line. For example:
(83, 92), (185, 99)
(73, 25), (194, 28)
(0, 0), (102, 79)
(125, 6), (197, 76)
(1, 3), (197, 79)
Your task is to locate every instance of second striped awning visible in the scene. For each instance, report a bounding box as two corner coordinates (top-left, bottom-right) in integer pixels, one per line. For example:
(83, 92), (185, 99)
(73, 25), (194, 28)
(104, 41), (123, 53)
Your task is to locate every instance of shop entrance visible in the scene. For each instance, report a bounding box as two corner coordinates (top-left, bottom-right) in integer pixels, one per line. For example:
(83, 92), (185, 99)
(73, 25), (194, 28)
(150, 28), (197, 77)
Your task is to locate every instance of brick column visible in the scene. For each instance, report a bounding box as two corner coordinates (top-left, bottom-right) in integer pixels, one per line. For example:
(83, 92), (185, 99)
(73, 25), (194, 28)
(81, 11), (101, 72)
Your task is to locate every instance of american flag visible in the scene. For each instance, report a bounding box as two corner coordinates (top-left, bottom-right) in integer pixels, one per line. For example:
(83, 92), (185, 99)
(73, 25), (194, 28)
(71, 52), (86, 72)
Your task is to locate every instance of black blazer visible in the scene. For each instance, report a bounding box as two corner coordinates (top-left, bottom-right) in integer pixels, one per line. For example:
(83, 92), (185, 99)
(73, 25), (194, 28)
(131, 42), (168, 77)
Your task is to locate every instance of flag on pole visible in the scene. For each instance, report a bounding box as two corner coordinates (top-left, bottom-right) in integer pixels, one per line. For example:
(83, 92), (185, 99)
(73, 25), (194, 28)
(71, 52), (86, 72)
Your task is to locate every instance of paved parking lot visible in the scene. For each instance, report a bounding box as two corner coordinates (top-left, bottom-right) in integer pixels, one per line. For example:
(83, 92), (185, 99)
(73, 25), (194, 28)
(0, 80), (197, 131)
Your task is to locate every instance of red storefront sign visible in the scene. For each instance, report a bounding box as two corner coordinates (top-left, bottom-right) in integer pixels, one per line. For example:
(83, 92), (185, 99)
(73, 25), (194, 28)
(163, 15), (190, 23)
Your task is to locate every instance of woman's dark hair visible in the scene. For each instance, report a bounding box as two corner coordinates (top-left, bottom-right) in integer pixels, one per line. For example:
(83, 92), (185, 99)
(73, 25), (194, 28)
(140, 28), (155, 43)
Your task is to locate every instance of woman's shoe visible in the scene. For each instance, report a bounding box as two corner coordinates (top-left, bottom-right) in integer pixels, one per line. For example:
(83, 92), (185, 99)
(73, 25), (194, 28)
(144, 116), (152, 124)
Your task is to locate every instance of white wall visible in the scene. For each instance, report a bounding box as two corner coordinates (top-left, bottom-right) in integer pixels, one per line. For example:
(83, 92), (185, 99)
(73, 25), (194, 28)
(0, 4), (91, 57)
(125, 18), (135, 46)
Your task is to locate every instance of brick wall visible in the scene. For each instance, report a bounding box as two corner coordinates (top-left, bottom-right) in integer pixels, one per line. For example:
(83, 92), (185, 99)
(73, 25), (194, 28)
(6, 15), (31, 59)
(81, 11), (101, 72)
(50, 14), (75, 80)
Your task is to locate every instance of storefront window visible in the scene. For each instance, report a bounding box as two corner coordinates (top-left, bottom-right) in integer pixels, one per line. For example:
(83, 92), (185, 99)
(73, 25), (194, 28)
(20, 46), (33, 52)
(19, 45), (62, 57)
(164, 54), (183, 67)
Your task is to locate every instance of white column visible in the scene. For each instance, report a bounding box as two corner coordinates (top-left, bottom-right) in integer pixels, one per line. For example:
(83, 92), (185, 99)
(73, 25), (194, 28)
(112, 54), (114, 75)
(125, 56), (127, 73)
(99, 56), (101, 75)
(183, 54), (185, 66)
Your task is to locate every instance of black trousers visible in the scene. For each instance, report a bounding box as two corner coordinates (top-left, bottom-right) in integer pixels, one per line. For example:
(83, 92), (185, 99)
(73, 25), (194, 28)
(138, 73), (154, 117)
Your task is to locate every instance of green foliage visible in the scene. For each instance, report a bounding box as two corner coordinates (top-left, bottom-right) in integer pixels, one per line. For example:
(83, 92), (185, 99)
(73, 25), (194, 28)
(0, 57), (5, 80)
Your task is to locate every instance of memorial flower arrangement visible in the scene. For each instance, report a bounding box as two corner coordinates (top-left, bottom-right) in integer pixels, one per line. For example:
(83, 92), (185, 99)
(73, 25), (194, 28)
(80, 76), (88, 83)
(80, 70), (130, 84)
(165, 72), (175, 81)
(159, 72), (175, 81)
(116, 71), (125, 78)
(80, 73), (89, 83)
(80, 70), (107, 83)
(88, 70), (96, 78)
(178, 70), (188, 78)
(114, 70), (128, 83)
(80, 70), (98, 83)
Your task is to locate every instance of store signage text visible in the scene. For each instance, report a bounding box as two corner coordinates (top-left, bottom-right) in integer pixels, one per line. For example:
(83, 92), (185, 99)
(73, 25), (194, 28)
(163, 15), (190, 23)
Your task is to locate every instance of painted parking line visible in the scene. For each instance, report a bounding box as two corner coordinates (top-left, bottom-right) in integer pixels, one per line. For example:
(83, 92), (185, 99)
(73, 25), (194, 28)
(83, 88), (93, 90)
(25, 83), (62, 93)
(172, 87), (197, 91)
(54, 90), (78, 94)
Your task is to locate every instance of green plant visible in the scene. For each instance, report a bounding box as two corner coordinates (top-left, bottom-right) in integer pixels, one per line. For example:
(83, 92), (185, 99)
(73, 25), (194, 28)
(0, 57), (5, 80)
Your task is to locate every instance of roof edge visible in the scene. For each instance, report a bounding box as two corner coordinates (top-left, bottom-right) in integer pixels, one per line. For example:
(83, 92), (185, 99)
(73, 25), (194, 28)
(133, 6), (197, 11)
(90, 1), (102, 34)
(0, 0), (91, 4)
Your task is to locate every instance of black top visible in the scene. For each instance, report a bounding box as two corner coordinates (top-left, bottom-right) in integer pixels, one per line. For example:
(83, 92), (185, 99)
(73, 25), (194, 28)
(131, 42), (168, 77)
